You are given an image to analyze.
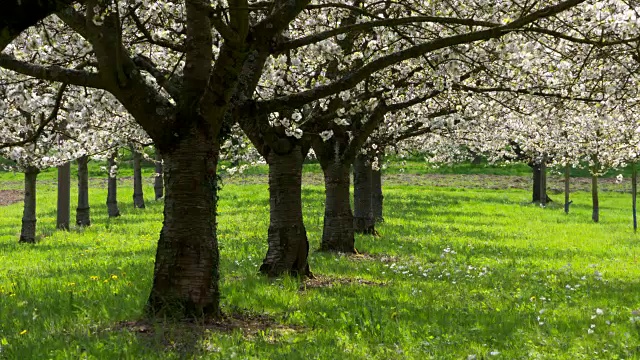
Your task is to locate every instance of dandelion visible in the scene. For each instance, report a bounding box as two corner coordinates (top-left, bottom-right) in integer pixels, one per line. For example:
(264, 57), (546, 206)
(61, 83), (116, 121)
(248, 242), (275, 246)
(19, 330), (27, 335)
(111, 275), (118, 280)
(90, 276), (99, 281)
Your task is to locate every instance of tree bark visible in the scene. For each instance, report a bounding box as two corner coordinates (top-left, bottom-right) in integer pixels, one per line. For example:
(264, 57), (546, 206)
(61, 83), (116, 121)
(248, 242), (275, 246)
(592, 175), (599, 223)
(320, 161), (355, 253)
(353, 154), (375, 234)
(532, 160), (552, 203)
(19, 167), (39, 243)
(146, 132), (221, 318)
(132, 147), (146, 209)
(154, 151), (164, 200)
(76, 155), (90, 227)
(106, 152), (120, 218)
(564, 164), (571, 214)
(56, 162), (71, 230)
(372, 166), (384, 223)
(259, 145), (312, 277)
(633, 163), (637, 232)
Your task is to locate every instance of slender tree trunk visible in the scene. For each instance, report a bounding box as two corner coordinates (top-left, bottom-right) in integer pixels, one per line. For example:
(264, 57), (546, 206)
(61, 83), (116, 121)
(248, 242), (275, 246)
(532, 160), (551, 203)
(146, 132), (221, 318)
(259, 145), (311, 277)
(106, 152), (120, 218)
(633, 163), (637, 232)
(154, 151), (164, 200)
(76, 156), (91, 227)
(372, 166), (384, 223)
(353, 154), (375, 234)
(564, 164), (571, 214)
(56, 162), (71, 230)
(132, 147), (146, 208)
(592, 175), (599, 223)
(19, 167), (39, 243)
(320, 161), (355, 253)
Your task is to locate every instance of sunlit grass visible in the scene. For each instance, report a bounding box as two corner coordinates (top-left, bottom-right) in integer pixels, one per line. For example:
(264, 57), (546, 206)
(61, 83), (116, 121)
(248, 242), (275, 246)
(1, 175), (639, 359)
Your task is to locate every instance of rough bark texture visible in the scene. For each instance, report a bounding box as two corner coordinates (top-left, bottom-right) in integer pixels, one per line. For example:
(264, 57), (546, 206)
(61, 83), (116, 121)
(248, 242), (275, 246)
(154, 151), (164, 200)
(532, 162), (552, 203)
(56, 162), (71, 230)
(372, 167), (384, 223)
(564, 165), (571, 214)
(320, 161), (355, 253)
(132, 148), (146, 209)
(106, 152), (120, 218)
(19, 167), (39, 243)
(76, 156), (90, 227)
(353, 154), (375, 234)
(146, 132), (220, 318)
(592, 175), (599, 223)
(259, 145), (311, 277)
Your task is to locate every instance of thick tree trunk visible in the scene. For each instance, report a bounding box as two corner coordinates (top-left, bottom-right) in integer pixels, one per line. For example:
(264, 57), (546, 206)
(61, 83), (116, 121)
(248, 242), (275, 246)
(76, 156), (91, 227)
(353, 154), (375, 234)
(592, 175), (599, 223)
(320, 161), (355, 253)
(132, 148), (146, 208)
(259, 145), (311, 277)
(19, 167), (39, 243)
(146, 133), (221, 318)
(56, 162), (71, 230)
(532, 161), (552, 203)
(154, 151), (164, 200)
(106, 152), (120, 218)
(372, 166), (384, 223)
(564, 165), (571, 214)
(632, 163), (637, 232)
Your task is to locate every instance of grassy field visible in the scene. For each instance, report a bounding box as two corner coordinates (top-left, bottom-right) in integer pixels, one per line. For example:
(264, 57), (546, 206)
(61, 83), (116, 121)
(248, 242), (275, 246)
(1, 171), (640, 359)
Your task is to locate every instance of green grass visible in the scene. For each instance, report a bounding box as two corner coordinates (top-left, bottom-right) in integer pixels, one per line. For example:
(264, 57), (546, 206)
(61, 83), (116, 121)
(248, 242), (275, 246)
(1, 175), (640, 359)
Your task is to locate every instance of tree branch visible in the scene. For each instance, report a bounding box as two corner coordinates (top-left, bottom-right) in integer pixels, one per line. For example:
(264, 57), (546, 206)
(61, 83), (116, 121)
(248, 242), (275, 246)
(0, 54), (105, 88)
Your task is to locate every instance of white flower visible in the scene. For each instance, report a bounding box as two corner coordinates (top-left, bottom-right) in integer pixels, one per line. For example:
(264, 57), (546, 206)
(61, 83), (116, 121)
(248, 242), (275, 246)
(596, 308), (604, 316)
(320, 130), (334, 142)
(490, 351), (500, 356)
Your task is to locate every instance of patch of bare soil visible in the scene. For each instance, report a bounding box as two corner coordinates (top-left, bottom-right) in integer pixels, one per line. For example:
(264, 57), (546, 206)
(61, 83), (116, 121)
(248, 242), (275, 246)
(112, 311), (303, 353)
(299, 274), (386, 291)
(115, 311), (300, 337)
(0, 190), (22, 206)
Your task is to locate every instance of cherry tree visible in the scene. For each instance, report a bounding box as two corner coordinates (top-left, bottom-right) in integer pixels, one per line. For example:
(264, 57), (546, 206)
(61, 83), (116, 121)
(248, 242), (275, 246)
(0, 0), (607, 319)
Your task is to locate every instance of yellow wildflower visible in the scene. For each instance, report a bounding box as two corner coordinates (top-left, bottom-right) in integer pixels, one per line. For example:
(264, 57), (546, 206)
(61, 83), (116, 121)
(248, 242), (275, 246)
(111, 275), (118, 280)
(19, 330), (27, 335)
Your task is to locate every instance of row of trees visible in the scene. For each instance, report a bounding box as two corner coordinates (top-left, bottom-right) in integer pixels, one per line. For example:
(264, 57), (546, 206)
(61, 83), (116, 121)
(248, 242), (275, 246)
(2, 0), (640, 319)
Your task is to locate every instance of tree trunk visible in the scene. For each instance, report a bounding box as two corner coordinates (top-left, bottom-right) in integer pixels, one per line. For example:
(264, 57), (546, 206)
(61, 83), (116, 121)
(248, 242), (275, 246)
(56, 162), (71, 230)
(592, 175), (599, 223)
(372, 166), (384, 223)
(633, 163), (637, 232)
(106, 152), (120, 218)
(532, 161), (552, 203)
(353, 154), (375, 234)
(320, 161), (355, 253)
(132, 147), (146, 209)
(259, 145), (311, 277)
(76, 155), (91, 227)
(19, 167), (39, 243)
(564, 164), (571, 214)
(154, 151), (164, 200)
(146, 132), (221, 318)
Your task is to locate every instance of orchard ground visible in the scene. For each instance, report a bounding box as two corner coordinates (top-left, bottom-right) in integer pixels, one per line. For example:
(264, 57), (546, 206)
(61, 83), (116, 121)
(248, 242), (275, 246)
(0, 160), (639, 359)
